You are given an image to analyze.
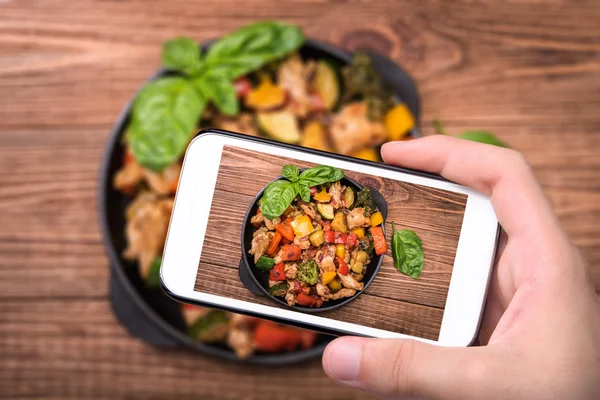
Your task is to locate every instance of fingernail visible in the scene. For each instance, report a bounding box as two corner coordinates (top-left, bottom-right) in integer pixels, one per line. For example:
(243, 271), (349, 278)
(323, 337), (362, 382)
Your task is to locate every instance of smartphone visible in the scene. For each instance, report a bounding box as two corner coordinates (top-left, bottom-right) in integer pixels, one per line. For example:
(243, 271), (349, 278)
(160, 129), (500, 346)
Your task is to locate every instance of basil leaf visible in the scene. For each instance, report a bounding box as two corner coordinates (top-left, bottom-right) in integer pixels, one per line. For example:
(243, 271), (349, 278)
(162, 37), (203, 75)
(145, 257), (162, 289)
(298, 165), (344, 187)
(128, 77), (205, 170)
(205, 21), (304, 80)
(260, 180), (298, 220)
(282, 165), (299, 182)
(192, 71), (238, 116)
(295, 182), (311, 202)
(459, 131), (509, 148)
(391, 223), (424, 279)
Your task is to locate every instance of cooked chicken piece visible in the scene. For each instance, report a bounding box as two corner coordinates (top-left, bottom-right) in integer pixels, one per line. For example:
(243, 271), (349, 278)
(344, 251), (351, 264)
(316, 245), (336, 272)
(249, 228), (274, 263)
(229, 313), (259, 329)
(264, 216), (281, 230)
(182, 306), (211, 326)
(330, 102), (387, 155)
(227, 328), (254, 359)
(353, 273), (365, 282)
(285, 262), (298, 279)
(113, 158), (143, 191)
(328, 182), (343, 209)
(274, 248), (283, 264)
(285, 283), (297, 306)
(213, 113), (259, 137)
(293, 235), (311, 250)
(347, 207), (371, 230)
(338, 272), (364, 291)
(301, 247), (318, 262)
(316, 283), (356, 301)
(250, 210), (265, 226)
(299, 201), (319, 220)
(278, 55), (315, 118)
(123, 192), (173, 277)
(142, 163), (181, 195)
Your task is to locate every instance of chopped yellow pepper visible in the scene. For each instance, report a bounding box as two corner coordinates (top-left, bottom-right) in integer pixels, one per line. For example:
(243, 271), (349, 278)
(291, 215), (313, 237)
(335, 244), (345, 258)
(245, 76), (286, 110)
(384, 104), (415, 141)
(370, 211), (384, 227)
(352, 228), (365, 239)
(351, 148), (380, 162)
(301, 121), (331, 152)
(313, 188), (331, 203)
(321, 271), (337, 285)
(328, 280), (342, 292)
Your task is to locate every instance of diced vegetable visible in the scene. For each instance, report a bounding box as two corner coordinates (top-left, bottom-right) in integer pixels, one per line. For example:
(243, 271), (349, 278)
(324, 230), (347, 244)
(351, 148), (380, 162)
(245, 76), (287, 110)
(233, 77), (252, 98)
(343, 187), (355, 209)
(309, 229), (325, 247)
(188, 310), (229, 342)
(371, 226), (387, 256)
(275, 218), (295, 241)
(269, 262), (286, 281)
(346, 232), (359, 248)
(337, 257), (349, 275)
(301, 121), (331, 152)
(355, 250), (368, 264)
(335, 244), (345, 258)
(351, 261), (364, 274)
(281, 244), (302, 261)
(299, 330), (318, 349)
(328, 279), (342, 292)
(296, 293), (316, 307)
(314, 61), (340, 110)
(267, 231), (282, 256)
(353, 228), (365, 239)
(256, 110), (301, 144)
(384, 104), (415, 141)
(321, 271), (337, 285)
(316, 203), (335, 220)
(313, 188), (331, 203)
(370, 211), (384, 227)
(331, 212), (347, 233)
(256, 256), (276, 272)
(253, 322), (295, 352)
(291, 215), (313, 237)
(269, 282), (288, 296)
(360, 234), (374, 256)
(301, 286), (311, 296)
(297, 260), (319, 285)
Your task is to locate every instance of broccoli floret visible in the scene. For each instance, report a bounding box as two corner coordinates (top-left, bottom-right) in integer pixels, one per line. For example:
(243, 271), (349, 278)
(356, 186), (377, 216)
(297, 260), (319, 286)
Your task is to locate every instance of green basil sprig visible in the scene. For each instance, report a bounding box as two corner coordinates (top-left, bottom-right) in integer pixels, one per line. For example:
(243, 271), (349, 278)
(434, 119), (509, 148)
(127, 21), (304, 171)
(391, 222), (424, 280)
(260, 165), (344, 220)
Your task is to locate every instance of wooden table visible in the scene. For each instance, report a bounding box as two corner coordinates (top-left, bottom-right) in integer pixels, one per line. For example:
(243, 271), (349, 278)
(1, 1), (598, 398)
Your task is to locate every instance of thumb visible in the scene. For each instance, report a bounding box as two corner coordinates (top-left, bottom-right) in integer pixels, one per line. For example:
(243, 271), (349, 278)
(322, 337), (494, 400)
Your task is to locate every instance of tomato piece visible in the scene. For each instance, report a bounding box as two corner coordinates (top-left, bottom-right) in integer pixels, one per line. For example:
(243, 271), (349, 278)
(371, 226), (388, 256)
(337, 257), (349, 275)
(253, 322), (295, 352)
(281, 244), (301, 261)
(346, 232), (359, 248)
(296, 293), (316, 307)
(234, 77), (252, 98)
(267, 232), (282, 256)
(269, 262), (286, 281)
(275, 218), (295, 241)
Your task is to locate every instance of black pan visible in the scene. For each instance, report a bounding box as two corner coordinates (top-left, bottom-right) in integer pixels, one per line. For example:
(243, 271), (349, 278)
(98, 38), (420, 365)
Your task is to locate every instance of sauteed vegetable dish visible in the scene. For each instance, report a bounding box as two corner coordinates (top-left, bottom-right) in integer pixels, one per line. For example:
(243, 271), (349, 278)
(249, 165), (387, 308)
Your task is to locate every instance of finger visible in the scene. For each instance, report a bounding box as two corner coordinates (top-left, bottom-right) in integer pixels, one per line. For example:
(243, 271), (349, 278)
(381, 136), (560, 239)
(323, 336), (496, 400)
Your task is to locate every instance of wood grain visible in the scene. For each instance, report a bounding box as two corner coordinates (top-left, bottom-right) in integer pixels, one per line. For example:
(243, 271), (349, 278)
(195, 146), (466, 340)
(0, 0), (599, 398)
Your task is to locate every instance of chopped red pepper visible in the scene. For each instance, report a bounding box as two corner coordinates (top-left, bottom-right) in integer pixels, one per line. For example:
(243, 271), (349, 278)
(325, 231), (348, 244)
(371, 226), (388, 256)
(253, 322), (295, 352)
(267, 231), (282, 256)
(269, 262), (286, 281)
(334, 233), (347, 244)
(293, 280), (303, 294)
(233, 77), (252, 98)
(275, 218), (295, 241)
(324, 230), (336, 243)
(296, 293), (316, 307)
(299, 330), (318, 349)
(337, 257), (349, 275)
(281, 236), (292, 245)
(314, 298), (324, 308)
(301, 286), (310, 296)
(346, 232), (359, 248)
(321, 221), (332, 231)
(281, 244), (301, 261)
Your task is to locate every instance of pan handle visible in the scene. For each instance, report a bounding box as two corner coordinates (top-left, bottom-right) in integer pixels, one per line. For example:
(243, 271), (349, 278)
(238, 259), (266, 296)
(369, 186), (388, 221)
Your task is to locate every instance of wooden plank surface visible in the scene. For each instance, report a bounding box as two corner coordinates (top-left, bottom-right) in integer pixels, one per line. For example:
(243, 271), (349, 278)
(0, 0), (599, 398)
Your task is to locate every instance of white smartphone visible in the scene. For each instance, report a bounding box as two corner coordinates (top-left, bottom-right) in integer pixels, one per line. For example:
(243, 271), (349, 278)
(160, 130), (500, 347)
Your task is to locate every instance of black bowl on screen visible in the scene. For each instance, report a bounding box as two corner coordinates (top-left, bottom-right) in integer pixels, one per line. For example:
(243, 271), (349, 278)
(98, 38), (420, 365)
(239, 174), (388, 313)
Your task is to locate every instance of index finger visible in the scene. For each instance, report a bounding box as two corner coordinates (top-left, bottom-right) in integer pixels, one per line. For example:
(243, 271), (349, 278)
(380, 135), (559, 238)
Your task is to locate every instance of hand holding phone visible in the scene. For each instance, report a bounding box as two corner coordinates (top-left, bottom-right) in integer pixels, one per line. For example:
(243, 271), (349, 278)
(322, 136), (600, 400)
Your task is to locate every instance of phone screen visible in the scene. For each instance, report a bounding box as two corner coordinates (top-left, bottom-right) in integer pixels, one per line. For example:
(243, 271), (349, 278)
(190, 142), (470, 341)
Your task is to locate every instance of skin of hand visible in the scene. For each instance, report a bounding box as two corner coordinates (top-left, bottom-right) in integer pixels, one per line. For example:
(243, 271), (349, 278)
(322, 136), (600, 400)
